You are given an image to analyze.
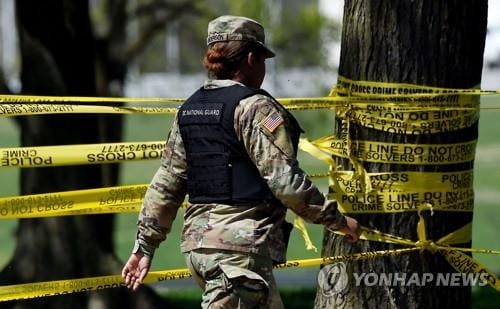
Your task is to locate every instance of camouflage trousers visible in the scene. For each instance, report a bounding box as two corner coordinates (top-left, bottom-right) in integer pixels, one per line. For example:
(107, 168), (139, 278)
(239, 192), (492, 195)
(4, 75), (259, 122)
(184, 248), (284, 309)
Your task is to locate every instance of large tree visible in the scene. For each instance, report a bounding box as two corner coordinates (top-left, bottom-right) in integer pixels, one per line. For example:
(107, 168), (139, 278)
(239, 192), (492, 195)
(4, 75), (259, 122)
(0, 1), (201, 308)
(315, 1), (487, 308)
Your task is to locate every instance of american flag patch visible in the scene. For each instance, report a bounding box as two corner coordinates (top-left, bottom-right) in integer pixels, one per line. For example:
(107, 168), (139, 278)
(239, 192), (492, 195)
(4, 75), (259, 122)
(262, 112), (284, 133)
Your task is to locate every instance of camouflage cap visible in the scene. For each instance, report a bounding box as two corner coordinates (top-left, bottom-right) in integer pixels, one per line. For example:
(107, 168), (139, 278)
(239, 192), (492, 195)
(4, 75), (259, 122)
(207, 15), (275, 58)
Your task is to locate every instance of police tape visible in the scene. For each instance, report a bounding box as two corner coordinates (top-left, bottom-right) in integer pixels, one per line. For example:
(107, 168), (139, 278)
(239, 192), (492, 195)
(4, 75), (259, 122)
(336, 105), (478, 134)
(329, 170), (474, 213)
(330, 188), (473, 213)
(1, 95), (497, 117)
(0, 136), (475, 169)
(0, 268), (192, 302)
(0, 101), (483, 117)
(0, 184), (320, 267)
(0, 104), (179, 116)
(1, 141), (166, 168)
(0, 93), (487, 105)
(333, 76), (484, 134)
(2, 76), (500, 117)
(294, 216), (318, 252)
(334, 76), (498, 97)
(0, 170), (330, 219)
(0, 248), (420, 301)
(295, 80), (496, 290)
(331, 170), (474, 193)
(299, 138), (475, 213)
(1, 86), (496, 105)
(0, 185), (147, 219)
(0, 94), (186, 104)
(0, 80), (497, 300)
(329, 204), (500, 292)
(1, 211), (499, 301)
(302, 136), (476, 165)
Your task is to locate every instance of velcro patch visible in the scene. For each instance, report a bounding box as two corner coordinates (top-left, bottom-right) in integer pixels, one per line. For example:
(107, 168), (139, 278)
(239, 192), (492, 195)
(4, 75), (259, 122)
(261, 112), (284, 133)
(178, 103), (223, 125)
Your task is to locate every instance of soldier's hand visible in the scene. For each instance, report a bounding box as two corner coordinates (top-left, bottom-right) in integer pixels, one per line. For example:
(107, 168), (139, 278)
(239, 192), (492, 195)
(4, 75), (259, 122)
(122, 252), (151, 291)
(340, 216), (361, 243)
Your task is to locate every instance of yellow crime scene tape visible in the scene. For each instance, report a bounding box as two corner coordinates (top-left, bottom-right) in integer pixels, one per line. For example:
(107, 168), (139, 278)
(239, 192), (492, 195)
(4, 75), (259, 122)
(302, 136), (476, 165)
(333, 76), (483, 134)
(336, 106), (478, 135)
(0, 104), (179, 116)
(331, 188), (473, 213)
(334, 76), (500, 97)
(0, 141), (166, 168)
(1, 100), (479, 117)
(1, 79), (499, 300)
(300, 137), (475, 213)
(329, 204), (500, 291)
(331, 170), (474, 193)
(301, 135), (476, 213)
(0, 205), (498, 301)
(0, 94), (184, 104)
(2, 87), (500, 117)
(338, 105), (478, 133)
(0, 248), (419, 302)
(1, 98), (497, 117)
(0, 185), (147, 219)
(0, 136), (476, 169)
(329, 170), (474, 213)
(298, 79), (480, 215)
(0, 168), (332, 218)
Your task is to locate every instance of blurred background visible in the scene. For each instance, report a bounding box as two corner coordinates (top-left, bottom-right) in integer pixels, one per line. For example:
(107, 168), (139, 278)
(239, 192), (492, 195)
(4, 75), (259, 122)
(0, 0), (499, 305)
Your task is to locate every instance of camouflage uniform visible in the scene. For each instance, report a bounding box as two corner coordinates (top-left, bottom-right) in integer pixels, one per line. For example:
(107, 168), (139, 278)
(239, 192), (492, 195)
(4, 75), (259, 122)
(133, 16), (346, 309)
(184, 248), (279, 308)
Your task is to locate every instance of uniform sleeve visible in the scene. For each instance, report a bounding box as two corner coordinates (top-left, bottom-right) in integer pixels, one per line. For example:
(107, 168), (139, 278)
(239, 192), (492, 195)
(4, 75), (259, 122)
(235, 95), (346, 230)
(135, 116), (188, 257)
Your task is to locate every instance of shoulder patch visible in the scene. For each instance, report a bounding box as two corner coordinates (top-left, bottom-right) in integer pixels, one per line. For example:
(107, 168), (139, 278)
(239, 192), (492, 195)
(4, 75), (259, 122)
(261, 112), (284, 133)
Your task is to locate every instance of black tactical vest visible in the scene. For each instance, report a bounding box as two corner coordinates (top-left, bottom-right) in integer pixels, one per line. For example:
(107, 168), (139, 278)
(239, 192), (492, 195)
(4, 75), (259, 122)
(178, 84), (301, 205)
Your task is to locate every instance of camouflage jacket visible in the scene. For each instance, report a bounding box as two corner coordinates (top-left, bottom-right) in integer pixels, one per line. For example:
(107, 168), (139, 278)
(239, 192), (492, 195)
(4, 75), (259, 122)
(135, 79), (346, 263)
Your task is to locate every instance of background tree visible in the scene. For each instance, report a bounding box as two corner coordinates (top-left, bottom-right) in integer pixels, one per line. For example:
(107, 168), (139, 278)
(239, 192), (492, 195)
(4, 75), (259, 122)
(0, 0), (202, 308)
(315, 1), (487, 308)
(141, 0), (340, 74)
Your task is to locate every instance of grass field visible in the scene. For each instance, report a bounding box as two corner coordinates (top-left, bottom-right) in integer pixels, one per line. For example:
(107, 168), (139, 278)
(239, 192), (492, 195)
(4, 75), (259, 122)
(160, 286), (500, 309)
(0, 101), (499, 306)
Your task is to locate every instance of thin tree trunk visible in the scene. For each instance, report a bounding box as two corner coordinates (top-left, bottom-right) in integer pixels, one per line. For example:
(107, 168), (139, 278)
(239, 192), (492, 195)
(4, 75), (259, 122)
(315, 1), (487, 308)
(0, 1), (167, 308)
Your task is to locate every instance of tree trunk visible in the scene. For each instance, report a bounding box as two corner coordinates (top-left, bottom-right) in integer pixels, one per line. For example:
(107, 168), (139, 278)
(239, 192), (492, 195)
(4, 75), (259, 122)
(0, 1), (167, 308)
(315, 1), (487, 308)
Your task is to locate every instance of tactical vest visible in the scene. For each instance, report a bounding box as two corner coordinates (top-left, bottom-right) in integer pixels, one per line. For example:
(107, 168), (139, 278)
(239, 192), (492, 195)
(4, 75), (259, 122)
(178, 84), (301, 205)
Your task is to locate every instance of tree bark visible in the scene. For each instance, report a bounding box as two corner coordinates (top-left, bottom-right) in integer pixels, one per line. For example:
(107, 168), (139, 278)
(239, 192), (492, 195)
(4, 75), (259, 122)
(315, 1), (487, 308)
(0, 1), (167, 308)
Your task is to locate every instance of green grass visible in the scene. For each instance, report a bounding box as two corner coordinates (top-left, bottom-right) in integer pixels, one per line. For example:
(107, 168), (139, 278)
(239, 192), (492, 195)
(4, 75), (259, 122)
(472, 104), (500, 270)
(159, 286), (499, 308)
(160, 287), (317, 308)
(0, 119), (19, 266)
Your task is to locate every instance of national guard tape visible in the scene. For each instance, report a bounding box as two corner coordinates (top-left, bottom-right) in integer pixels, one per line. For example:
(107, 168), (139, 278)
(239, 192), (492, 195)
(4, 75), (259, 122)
(1, 78), (499, 301)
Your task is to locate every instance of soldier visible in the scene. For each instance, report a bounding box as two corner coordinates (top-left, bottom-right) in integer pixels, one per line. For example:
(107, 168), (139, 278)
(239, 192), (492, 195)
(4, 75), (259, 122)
(122, 15), (360, 308)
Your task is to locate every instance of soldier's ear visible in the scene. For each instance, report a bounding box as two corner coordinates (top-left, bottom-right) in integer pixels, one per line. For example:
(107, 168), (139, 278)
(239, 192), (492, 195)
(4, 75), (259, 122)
(247, 51), (257, 68)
